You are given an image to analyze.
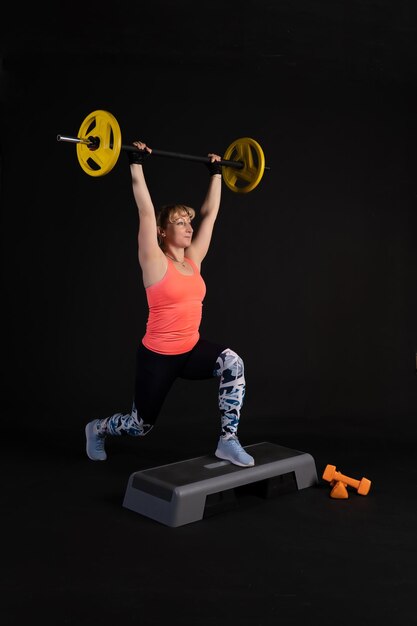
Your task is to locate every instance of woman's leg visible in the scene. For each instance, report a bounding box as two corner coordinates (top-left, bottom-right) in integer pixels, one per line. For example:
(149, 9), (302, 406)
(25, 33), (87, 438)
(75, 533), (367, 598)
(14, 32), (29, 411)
(214, 348), (246, 439)
(95, 402), (154, 437)
(85, 345), (186, 461)
(212, 348), (254, 466)
(181, 341), (254, 467)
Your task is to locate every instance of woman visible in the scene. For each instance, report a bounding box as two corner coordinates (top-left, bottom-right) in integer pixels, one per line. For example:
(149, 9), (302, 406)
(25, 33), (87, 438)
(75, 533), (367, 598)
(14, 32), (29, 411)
(85, 141), (254, 467)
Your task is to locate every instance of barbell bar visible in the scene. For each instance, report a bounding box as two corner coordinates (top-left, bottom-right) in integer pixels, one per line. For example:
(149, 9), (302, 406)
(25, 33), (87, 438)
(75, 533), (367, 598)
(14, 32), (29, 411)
(57, 109), (268, 193)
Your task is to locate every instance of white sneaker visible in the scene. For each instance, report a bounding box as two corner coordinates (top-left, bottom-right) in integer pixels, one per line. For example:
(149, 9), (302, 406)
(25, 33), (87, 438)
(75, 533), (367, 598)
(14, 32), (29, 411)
(215, 436), (255, 467)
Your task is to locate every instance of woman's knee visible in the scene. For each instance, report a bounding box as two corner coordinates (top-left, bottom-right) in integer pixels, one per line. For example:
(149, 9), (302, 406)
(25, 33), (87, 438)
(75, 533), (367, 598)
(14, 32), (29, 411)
(215, 348), (245, 380)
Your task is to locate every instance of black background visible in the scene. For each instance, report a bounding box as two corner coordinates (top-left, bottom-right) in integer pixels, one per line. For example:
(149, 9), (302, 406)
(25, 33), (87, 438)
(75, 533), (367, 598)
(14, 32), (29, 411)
(2, 1), (417, 427)
(1, 2), (417, 625)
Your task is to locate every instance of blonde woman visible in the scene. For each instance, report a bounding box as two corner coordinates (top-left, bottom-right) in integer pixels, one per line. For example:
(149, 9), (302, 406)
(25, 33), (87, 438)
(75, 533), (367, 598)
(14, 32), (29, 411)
(85, 141), (254, 467)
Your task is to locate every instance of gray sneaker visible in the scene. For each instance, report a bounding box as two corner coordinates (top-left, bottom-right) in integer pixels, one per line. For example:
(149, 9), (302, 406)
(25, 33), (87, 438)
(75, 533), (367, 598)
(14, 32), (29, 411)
(85, 419), (107, 461)
(215, 435), (255, 467)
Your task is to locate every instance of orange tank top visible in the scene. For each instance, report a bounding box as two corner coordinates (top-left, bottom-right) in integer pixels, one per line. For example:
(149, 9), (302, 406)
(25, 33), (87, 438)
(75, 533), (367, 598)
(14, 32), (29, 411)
(142, 257), (206, 355)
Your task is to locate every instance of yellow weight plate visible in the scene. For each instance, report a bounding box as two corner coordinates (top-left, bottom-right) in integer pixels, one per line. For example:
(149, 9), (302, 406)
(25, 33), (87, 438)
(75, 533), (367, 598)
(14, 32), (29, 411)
(76, 110), (122, 177)
(222, 137), (265, 193)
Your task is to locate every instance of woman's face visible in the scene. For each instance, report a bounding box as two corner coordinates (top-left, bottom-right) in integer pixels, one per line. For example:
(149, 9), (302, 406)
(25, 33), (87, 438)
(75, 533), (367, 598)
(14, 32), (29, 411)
(165, 211), (193, 246)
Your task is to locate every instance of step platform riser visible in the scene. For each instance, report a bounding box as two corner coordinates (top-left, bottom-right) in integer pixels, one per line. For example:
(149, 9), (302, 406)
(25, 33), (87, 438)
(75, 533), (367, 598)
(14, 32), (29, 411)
(123, 442), (318, 527)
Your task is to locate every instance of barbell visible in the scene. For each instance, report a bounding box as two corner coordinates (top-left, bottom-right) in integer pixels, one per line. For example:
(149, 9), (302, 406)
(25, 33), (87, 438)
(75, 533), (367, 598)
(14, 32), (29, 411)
(57, 109), (268, 193)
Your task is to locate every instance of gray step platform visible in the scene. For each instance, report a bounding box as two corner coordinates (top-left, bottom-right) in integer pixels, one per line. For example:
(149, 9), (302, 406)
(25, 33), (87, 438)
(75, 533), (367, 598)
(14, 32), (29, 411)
(123, 441), (318, 527)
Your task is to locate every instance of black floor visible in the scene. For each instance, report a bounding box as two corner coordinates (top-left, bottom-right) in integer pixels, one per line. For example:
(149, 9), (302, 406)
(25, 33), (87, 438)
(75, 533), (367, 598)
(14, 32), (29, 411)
(3, 414), (416, 626)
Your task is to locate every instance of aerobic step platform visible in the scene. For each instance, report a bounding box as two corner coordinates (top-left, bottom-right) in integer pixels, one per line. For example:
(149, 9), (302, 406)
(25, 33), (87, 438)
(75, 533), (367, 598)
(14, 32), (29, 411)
(123, 441), (318, 527)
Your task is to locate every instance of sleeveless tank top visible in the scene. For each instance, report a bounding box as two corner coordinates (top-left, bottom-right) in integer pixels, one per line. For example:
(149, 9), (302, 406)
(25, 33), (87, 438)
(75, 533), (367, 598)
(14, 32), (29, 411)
(142, 257), (206, 355)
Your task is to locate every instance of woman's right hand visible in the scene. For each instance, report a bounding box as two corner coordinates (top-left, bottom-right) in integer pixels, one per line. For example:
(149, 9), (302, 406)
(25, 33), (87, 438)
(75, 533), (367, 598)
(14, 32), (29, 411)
(133, 141), (152, 154)
(128, 141), (152, 164)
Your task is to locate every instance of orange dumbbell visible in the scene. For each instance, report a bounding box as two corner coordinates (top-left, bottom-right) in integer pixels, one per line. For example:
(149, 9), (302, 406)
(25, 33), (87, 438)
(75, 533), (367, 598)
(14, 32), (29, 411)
(322, 464), (371, 496)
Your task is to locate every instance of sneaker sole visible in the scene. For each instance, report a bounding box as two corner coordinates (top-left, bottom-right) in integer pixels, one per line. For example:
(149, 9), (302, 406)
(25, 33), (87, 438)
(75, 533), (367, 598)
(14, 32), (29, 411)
(215, 451), (255, 468)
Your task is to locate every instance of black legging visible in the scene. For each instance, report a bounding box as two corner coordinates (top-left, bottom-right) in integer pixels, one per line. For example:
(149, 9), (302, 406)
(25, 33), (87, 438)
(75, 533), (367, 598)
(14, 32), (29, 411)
(134, 338), (227, 425)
